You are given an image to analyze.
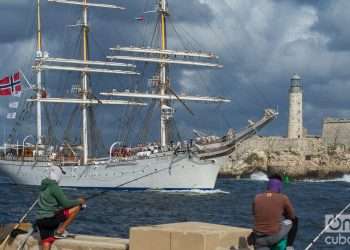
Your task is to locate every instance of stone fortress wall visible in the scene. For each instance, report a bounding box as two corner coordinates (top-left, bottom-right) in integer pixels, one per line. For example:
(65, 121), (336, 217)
(220, 74), (350, 179)
(232, 136), (323, 156)
(322, 118), (350, 146)
(221, 136), (325, 178)
(221, 131), (350, 179)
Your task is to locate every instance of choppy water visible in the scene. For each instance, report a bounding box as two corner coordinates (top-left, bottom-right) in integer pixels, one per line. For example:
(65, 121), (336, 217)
(1, 174), (350, 249)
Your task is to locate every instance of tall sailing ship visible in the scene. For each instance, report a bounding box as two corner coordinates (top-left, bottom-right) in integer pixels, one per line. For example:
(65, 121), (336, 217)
(0, 0), (278, 189)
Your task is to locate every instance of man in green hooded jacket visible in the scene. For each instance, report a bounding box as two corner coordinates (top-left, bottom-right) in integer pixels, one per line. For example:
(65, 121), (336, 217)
(36, 165), (85, 250)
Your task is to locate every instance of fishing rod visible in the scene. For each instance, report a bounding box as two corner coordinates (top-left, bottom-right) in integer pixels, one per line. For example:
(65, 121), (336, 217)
(0, 199), (38, 249)
(1, 156), (178, 247)
(304, 201), (350, 250)
(86, 155), (179, 201)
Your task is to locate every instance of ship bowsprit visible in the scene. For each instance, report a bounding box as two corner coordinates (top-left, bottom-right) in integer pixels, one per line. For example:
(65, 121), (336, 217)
(193, 109), (279, 160)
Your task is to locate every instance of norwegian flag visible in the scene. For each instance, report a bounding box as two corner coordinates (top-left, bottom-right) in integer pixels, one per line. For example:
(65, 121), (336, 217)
(0, 72), (22, 96)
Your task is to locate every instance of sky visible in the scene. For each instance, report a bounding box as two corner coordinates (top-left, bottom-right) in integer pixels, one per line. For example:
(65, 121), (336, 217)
(1, 0), (350, 147)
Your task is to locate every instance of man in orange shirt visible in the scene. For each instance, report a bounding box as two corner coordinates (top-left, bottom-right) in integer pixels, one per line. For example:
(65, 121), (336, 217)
(250, 174), (298, 250)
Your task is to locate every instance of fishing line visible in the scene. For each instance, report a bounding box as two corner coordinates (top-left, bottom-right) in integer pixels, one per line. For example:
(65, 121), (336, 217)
(0, 199), (38, 248)
(5, 158), (179, 243)
(304, 201), (350, 250)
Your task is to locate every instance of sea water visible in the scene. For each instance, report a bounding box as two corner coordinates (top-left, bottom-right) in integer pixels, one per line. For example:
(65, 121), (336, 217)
(1, 174), (350, 249)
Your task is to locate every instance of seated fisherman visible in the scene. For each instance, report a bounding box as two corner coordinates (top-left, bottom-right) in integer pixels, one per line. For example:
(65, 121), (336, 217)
(250, 174), (298, 250)
(36, 165), (85, 250)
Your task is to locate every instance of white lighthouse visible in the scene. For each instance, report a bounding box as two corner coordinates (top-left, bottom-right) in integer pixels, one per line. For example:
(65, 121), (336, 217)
(288, 74), (303, 139)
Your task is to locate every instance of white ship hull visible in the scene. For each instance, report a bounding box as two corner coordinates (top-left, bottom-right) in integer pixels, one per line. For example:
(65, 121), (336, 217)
(0, 153), (222, 189)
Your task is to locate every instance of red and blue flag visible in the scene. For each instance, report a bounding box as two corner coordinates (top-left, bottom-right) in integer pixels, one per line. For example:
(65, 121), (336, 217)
(0, 72), (21, 96)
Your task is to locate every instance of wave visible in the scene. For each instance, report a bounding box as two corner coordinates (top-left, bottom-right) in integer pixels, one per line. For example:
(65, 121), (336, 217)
(249, 171), (268, 181)
(302, 174), (350, 183)
(62, 187), (78, 191)
(156, 189), (230, 195)
(249, 172), (350, 183)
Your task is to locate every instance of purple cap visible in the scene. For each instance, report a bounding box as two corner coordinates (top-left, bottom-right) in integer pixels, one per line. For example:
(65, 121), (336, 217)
(267, 178), (282, 193)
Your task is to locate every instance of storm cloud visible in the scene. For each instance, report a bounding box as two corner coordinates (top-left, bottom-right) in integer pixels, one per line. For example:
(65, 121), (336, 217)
(1, 0), (350, 147)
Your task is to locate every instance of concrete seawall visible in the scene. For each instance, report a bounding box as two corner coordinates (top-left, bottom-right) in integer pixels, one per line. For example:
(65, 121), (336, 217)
(7, 234), (129, 250)
(3, 222), (252, 250)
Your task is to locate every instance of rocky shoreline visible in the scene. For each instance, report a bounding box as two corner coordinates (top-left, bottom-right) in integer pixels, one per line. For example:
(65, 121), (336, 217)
(220, 136), (350, 180)
(219, 163), (350, 180)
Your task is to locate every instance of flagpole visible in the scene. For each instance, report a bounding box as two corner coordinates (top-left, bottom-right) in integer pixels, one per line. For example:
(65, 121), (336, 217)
(3, 118), (6, 149)
(19, 69), (34, 89)
(2, 111), (4, 143)
(36, 0), (43, 146)
(2, 116), (3, 145)
(3, 125), (6, 156)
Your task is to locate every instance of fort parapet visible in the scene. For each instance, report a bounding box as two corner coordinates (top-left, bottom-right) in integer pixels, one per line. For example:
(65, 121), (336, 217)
(322, 118), (350, 146)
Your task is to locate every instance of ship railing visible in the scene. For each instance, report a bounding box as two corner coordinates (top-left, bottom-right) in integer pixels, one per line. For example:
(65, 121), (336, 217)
(104, 142), (200, 163)
(0, 153), (81, 164)
(107, 149), (178, 163)
(1, 154), (45, 162)
(59, 160), (80, 166)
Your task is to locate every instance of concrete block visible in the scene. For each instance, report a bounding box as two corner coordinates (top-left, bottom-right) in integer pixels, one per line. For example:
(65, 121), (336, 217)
(130, 221), (253, 250)
(5, 232), (129, 250)
(130, 226), (171, 250)
(171, 231), (205, 250)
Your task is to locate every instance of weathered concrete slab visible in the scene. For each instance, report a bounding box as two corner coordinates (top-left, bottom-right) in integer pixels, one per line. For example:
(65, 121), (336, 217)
(130, 221), (253, 250)
(5, 232), (129, 250)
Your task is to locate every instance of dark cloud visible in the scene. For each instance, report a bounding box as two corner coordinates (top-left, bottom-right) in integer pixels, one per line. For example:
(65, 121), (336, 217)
(1, 0), (350, 146)
(0, 2), (34, 43)
(311, 0), (350, 51)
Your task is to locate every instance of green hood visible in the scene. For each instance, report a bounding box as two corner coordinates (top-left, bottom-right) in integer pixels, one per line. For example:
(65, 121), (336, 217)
(37, 178), (80, 219)
(40, 178), (57, 191)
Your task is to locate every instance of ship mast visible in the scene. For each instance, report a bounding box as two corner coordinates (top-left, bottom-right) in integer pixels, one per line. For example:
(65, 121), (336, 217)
(30, 0), (147, 164)
(36, 0), (43, 145)
(81, 0), (89, 164)
(105, 0), (230, 147)
(159, 0), (169, 146)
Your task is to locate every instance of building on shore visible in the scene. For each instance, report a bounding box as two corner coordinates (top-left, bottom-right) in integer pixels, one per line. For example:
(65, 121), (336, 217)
(322, 118), (350, 147)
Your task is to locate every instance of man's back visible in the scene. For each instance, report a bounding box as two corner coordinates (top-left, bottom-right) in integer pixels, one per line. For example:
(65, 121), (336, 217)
(253, 192), (295, 235)
(37, 178), (79, 220)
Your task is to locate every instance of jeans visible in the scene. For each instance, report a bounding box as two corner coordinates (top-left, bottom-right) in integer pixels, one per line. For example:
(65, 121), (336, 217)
(254, 220), (292, 250)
